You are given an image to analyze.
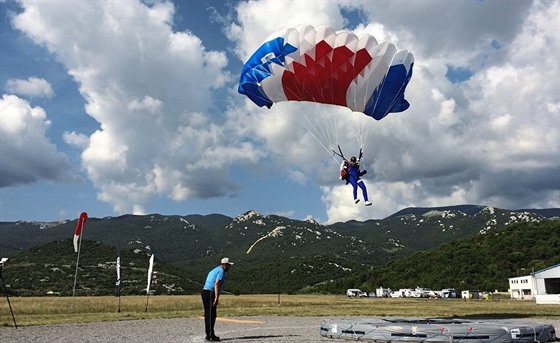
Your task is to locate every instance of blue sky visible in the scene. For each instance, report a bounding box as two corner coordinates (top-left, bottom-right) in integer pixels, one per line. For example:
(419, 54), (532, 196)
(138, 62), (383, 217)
(1, 0), (558, 224)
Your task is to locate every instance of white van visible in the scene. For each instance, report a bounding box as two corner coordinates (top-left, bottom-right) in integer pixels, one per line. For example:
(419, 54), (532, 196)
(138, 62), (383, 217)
(347, 289), (365, 297)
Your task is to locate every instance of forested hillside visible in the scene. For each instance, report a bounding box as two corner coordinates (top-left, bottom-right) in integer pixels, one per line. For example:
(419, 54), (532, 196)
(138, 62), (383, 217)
(311, 220), (560, 293)
(1, 208), (558, 296)
(1, 239), (199, 296)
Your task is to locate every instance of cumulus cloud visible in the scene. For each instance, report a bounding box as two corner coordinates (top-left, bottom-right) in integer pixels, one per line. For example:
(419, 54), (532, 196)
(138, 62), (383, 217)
(227, 0), (346, 61)
(322, 185), (371, 223)
(0, 94), (76, 187)
(11, 0), (258, 215)
(63, 131), (89, 149)
(5, 77), (54, 98)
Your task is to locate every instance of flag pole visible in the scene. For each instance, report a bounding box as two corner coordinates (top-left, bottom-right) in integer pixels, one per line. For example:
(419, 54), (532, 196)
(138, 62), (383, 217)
(118, 288), (122, 313)
(144, 289), (151, 312)
(0, 259), (17, 328)
(72, 232), (83, 301)
(72, 212), (88, 302)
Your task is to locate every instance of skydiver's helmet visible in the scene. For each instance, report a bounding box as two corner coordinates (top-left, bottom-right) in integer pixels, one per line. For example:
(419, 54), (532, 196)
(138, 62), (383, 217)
(350, 156), (357, 163)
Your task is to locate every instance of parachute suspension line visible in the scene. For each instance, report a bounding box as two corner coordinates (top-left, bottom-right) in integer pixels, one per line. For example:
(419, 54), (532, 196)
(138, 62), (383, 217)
(292, 81), (337, 147)
(265, 63), (377, 167)
(319, 105), (341, 153)
(298, 107), (341, 166)
(300, 111), (331, 148)
(357, 112), (371, 151)
(285, 77), (347, 166)
(324, 107), (345, 164)
(272, 104), (340, 165)
(343, 110), (368, 158)
(351, 73), (370, 152)
(306, 131), (342, 165)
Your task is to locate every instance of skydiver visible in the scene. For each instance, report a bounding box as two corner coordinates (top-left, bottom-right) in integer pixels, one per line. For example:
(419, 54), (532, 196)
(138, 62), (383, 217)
(340, 155), (372, 206)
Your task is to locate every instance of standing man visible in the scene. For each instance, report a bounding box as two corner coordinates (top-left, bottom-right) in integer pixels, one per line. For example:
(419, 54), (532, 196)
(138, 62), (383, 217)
(201, 257), (234, 342)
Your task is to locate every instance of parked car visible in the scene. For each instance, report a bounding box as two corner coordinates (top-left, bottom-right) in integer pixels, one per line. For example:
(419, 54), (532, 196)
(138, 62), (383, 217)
(347, 288), (365, 297)
(414, 287), (437, 298)
(440, 288), (460, 298)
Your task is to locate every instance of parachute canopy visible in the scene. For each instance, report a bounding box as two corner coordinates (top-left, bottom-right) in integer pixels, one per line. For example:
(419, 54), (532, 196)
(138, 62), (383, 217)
(238, 25), (414, 120)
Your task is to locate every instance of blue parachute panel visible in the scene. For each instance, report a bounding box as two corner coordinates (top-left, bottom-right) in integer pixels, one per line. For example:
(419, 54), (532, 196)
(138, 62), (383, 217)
(365, 62), (414, 120)
(238, 37), (297, 108)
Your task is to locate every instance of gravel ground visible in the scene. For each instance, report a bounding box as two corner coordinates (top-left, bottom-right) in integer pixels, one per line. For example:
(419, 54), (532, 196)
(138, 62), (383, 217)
(1, 317), (558, 343)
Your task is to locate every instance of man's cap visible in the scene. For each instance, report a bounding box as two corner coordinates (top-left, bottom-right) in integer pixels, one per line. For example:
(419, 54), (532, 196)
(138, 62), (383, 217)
(221, 257), (234, 265)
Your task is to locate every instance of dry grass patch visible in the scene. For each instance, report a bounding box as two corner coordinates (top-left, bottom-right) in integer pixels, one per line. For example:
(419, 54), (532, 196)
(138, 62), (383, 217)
(1, 295), (558, 327)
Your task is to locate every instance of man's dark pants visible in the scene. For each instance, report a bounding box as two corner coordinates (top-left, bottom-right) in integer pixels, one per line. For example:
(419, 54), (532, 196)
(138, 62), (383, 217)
(201, 289), (217, 337)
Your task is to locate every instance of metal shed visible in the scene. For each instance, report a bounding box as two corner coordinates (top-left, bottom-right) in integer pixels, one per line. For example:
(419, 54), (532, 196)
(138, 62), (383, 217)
(533, 264), (560, 304)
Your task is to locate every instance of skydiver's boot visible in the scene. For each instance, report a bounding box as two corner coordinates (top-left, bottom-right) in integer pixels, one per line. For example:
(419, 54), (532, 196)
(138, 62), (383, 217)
(354, 199), (360, 204)
(365, 201), (372, 206)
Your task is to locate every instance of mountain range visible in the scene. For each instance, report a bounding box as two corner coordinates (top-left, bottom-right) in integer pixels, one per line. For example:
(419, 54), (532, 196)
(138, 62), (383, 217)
(1, 205), (558, 296)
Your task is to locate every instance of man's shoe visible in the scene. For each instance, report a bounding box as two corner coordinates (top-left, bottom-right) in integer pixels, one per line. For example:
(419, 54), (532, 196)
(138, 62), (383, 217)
(365, 201), (372, 206)
(205, 336), (211, 341)
(354, 199), (360, 204)
(210, 336), (221, 342)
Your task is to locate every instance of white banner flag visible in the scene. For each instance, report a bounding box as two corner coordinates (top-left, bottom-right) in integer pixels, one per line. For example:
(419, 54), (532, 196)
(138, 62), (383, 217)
(146, 254), (154, 294)
(116, 247), (121, 294)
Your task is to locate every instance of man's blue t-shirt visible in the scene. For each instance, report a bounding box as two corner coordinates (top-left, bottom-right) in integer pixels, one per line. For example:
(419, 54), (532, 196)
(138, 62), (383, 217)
(203, 266), (225, 292)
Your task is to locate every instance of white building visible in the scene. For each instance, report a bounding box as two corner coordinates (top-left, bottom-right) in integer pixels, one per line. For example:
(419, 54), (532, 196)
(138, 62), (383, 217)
(509, 275), (533, 300)
(508, 264), (560, 304)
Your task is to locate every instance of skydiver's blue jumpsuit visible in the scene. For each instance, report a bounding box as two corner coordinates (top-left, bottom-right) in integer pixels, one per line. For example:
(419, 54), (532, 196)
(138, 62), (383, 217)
(343, 160), (369, 203)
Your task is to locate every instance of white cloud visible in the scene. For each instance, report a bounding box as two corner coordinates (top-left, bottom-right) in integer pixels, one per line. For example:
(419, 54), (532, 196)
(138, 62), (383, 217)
(63, 131), (89, 149)
(10, 0), (258, 215)
(358, 1), (533, 64)
(322, 185), (371, 223)
(4, 77), (54, 98)
(0, 94), (76, 187)
(227, 0), (346, 61)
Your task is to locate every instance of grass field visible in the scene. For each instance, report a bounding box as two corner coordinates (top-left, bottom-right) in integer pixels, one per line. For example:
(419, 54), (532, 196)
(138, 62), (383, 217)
(1, 295), (559, 327)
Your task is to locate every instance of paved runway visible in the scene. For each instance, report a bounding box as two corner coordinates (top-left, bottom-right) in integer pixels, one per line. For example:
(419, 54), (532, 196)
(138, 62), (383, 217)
(1, 316), (558, 343)
(0, 316), (327, 342)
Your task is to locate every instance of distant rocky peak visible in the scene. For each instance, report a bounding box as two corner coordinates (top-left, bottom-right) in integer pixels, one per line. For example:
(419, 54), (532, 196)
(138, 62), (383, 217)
(234, 210), (261, 222)
(480, 206), (496, 215)
(422, 210), (465, 219)
(305, 217), (320, 225)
